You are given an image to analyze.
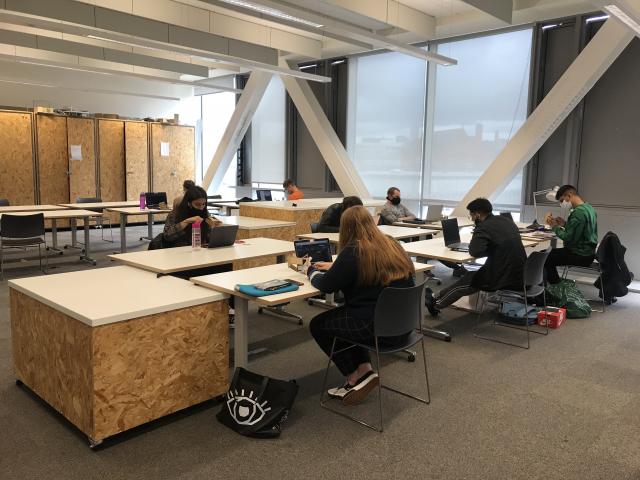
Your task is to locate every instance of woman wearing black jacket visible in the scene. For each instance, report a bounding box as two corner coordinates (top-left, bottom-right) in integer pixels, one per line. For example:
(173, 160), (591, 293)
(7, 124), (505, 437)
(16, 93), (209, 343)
(307, 205), (415, 405)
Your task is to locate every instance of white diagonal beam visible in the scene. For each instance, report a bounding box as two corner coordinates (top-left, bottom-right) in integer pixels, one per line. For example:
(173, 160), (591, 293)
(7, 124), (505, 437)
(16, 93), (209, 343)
(202, 71), (272, 192)
(461, 0), (513, 23)
(452, 19), (633, 216)
(278, 58), (370, 198)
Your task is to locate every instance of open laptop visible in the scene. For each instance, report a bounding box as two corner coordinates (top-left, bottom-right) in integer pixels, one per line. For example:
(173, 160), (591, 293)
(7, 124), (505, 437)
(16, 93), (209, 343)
(441, 218), (470, 252)
(207, 224), (239, 248)
(256, 189), (272, 201)
(425, 204), (444, 222)
(294, 238), (332, 263)
(145, 192), (167, 208)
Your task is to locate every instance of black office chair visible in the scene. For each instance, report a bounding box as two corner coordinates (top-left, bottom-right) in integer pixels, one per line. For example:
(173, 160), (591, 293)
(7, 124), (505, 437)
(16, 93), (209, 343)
(0, 213), (48, 278)
(76, 197), (113, 242)
(0, 199), (9, 207)
(320, 281), (430, 432)
(310, 222), (319, 233)
(474, 248), (551, 349)
(561, 242), (606, 313)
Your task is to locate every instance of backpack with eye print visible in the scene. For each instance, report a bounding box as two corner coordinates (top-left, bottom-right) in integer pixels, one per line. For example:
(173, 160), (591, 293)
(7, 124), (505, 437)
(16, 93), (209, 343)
(217, 367), (299, 438)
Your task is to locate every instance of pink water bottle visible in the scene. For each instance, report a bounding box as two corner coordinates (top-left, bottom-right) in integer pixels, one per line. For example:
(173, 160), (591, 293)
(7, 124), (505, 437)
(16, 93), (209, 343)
(139, 192), (146, 210)
(192, 221), (201, 250)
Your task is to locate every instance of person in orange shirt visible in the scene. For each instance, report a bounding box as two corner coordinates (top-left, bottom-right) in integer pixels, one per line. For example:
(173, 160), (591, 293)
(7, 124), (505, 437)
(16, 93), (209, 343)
(283, 179), (304, 200)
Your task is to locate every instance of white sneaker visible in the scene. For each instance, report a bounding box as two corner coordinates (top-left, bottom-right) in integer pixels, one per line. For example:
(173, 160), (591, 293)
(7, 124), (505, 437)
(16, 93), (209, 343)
(327, 371), (379, 405)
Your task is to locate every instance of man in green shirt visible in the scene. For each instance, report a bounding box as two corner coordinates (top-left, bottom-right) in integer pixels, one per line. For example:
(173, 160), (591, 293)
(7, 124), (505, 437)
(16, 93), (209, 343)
(544, 185), (598, 284)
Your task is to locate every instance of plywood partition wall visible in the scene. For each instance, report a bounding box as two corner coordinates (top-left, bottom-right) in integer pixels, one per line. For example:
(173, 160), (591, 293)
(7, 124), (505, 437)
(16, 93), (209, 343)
(98, 120), (125, 225)
(67, 117), (97, 203)
(151, 124), (195, 209)
(0, 111), (35, 205)
(36, 114), (69, 206)
(124, 121), (150, 224)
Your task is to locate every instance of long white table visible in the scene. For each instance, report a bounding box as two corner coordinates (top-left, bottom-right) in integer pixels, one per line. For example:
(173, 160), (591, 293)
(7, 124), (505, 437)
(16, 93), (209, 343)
(0, 209), (103, 264)
(0, 204), (67, 213)
(296, 225), (438, 244)
(8, 266), (228, 446)
(105, 206), (172, 253)
(109, 237), (295, 275)
(394, 216), (475, 230)
(192, 261), (434, 368)
(58, 201), (140, 210)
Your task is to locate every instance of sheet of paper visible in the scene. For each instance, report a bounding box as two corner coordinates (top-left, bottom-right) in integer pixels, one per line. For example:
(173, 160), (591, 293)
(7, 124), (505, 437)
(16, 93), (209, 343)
(160, 141), (170, 157)
(70, 144), (82, 161)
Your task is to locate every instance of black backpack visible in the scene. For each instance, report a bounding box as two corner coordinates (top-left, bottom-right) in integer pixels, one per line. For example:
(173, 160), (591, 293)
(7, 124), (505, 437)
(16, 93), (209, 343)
(217, 368), (299, 438)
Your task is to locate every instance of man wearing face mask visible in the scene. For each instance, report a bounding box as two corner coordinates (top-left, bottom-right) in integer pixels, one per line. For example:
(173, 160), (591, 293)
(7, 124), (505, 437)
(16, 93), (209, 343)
(380, 187), (416, 225)
(425, 198), (526, 316)
(543, 185), (598, 284)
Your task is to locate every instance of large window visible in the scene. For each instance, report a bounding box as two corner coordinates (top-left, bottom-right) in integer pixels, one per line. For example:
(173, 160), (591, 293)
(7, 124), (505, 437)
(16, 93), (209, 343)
(424, 28), (532, 205)
(250, 76), (285, 183)
(347, 52), (427, 210)
(202, 91), (237, 198)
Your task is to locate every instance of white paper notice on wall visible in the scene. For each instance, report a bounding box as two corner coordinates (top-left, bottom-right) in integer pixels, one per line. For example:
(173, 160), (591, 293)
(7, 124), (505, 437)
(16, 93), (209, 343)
(160, 141), (170, 157)
(70, 144), (83, 161)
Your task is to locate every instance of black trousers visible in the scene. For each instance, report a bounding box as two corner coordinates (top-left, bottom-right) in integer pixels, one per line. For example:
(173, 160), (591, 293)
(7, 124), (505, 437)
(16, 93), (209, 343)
(435, 271), (479, 309)
(544, 248), (594, 284)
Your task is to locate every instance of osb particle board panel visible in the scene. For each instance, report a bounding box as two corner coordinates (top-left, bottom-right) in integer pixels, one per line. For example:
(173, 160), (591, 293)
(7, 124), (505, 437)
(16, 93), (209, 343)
(92, 300), (229, 440)
(124, 121), (149, 224)
(36, 114), (69, 205)
(67, 117), (97, 203)
(239, 204), (324, 239)
(98, 120), (125, 225)
(10, 289), (93, 436)
(233, 226), (294, 269)
(151, 124), (195, 220)
(0, 111), (35, 205)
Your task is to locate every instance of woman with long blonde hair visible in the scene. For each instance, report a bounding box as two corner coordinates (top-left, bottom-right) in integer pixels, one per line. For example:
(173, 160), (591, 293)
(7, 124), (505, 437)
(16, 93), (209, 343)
(307, 205), (415, 405)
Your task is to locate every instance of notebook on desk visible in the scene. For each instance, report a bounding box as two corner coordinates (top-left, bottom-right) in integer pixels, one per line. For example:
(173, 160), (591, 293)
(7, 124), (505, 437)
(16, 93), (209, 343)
(442, 218), (470, 252)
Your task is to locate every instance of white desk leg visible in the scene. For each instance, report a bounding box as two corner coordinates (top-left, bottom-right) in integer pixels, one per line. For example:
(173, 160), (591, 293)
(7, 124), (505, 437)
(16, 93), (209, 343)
(70, 218), (78, 247)
(140, 213), (153, 241)
(119, 213), (127, 253)
(80, 217), (96, 265)
(50, 219), (60, 251)
(234, 297), (249, 369)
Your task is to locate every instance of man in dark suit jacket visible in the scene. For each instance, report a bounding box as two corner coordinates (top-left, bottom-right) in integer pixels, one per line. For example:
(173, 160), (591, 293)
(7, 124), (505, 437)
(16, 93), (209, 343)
(425, 198), (526, 316)
(317, 196), (363, 233)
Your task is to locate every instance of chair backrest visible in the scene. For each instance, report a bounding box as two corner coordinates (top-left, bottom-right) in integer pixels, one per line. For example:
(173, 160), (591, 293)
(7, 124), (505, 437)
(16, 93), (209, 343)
(523, 248), (551, 287)
(76, 197), (101, 203)
(373, 281), (426, 337)
(0, 199), (9, 207)
(0, 213), (45, 238)
(310, 222), (319, 233)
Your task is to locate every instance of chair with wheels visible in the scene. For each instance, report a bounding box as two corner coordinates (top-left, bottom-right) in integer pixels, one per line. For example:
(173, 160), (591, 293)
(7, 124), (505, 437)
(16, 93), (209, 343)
(0, 213), (48, 278)
(474, 248), (551, 349)
(0, 199), (9, 207)
(76, 197), (113, 242)
(320, 281), (431, 432)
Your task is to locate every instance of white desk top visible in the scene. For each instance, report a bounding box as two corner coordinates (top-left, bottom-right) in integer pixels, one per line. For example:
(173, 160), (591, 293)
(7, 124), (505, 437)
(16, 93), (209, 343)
(59, 201), (140, 209)
(0, 209), (102, 220)
(0, 205), (68, 213)
(191, 260), (432, 307)
(216, 215), (296, 230)
(394, 216), (474, 230)
(8, 266), (226, 327)
(245, 198), (386, 211)
(109, 237), (295, 274)
(296, 225), (437, 244)
(106, 206), (172, 215)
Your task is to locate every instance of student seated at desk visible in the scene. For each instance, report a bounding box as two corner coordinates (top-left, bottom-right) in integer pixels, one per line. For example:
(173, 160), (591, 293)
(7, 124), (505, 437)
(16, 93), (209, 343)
(425, 198), (526, 317)
(172, 179), (195, 210)
(379, 187), (416, 225)
(544, 185), (598, 284)
(283, 179), (304, 201)
(317, 196), (363, 233)
(307, 206), (415, 405)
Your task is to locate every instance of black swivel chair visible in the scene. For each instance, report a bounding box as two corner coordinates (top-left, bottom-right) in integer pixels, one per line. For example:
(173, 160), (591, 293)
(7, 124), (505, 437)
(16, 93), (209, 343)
(76, 197), (113, 242)
(0, 199), (9, 207)
(474, 248), (551, 349)
(320, 281), (431, 432)
(310, 222), (320, 233)
(0, 213), (48, 278)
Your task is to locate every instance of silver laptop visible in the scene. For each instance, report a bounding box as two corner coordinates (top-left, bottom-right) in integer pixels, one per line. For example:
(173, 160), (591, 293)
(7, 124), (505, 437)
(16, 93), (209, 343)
(425, 204), (443, 222)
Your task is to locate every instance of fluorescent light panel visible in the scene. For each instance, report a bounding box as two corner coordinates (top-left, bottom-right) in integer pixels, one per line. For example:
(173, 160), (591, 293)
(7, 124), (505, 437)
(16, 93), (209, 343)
(586, 14), (610, 23)
(19, 60), (113, 75)
(218, 0), (324, 28)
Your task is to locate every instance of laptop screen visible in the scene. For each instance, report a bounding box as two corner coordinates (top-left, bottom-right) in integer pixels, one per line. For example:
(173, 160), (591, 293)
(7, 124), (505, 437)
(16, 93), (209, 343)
(441, 218), (461, 246)
(294, 238), (332, 263)
(256, 190), (272, 201)
(145, 192), (167, 207)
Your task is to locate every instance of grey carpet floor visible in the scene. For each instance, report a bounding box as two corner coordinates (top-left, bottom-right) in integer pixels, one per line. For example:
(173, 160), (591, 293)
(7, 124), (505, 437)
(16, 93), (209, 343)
(1, 225), (639, 480)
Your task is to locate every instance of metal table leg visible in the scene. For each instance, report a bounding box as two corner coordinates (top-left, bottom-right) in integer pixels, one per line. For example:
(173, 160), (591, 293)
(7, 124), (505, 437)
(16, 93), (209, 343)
(140, 213), (154, 241)
(49, 219), (63, 253)
(80, 216), (97, 265)
(119, 213), (127, 253)
(234, 297), (249, 368)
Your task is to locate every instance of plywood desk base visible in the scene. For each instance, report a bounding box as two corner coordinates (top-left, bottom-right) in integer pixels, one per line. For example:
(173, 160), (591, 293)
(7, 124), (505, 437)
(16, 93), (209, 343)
(10, 290), (229, 446)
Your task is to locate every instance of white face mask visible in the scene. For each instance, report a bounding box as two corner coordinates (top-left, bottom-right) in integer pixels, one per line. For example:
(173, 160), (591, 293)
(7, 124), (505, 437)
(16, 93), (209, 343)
(561, 200), (572, 210)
